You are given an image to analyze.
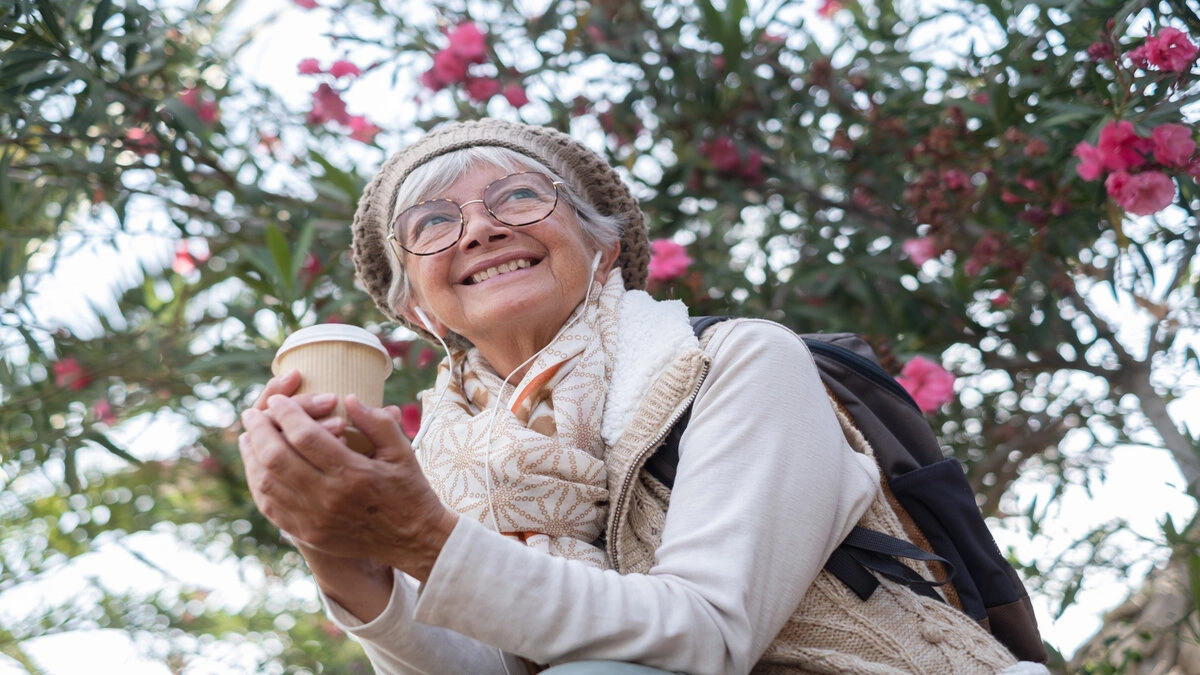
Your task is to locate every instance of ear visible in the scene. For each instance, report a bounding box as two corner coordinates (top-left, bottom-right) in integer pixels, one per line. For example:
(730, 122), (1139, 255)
(593, 240), (622, 284)
(399, 297), (449, 338)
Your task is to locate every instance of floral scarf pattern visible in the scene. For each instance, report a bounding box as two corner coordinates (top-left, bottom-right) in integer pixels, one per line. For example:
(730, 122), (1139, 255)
(416, 272), (626, 569)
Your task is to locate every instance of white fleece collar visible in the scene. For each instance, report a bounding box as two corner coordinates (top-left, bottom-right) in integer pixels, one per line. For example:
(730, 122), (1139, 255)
(601, 289), (698, 446)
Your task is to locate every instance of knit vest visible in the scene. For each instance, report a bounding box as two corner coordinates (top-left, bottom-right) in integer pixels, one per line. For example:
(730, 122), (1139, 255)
(603, 338), (1019, 674)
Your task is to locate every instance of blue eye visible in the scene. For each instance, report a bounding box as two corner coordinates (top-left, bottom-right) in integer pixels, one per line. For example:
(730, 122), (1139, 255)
(416, 212), (456, 230)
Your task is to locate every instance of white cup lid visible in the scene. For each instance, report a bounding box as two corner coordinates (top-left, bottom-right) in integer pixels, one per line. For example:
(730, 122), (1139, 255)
(272, 324), (394, 375)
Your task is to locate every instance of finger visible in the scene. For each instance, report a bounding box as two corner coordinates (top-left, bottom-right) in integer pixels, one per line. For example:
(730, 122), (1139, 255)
(383, 405), (405, 426)
(262, 392), (340, 426)
(345, 395), (412, 459)
(238, 413), (321, 534)
(319, 415), (347, 435)
(253, 370), (302, 410)
(265, 394), (359, 473)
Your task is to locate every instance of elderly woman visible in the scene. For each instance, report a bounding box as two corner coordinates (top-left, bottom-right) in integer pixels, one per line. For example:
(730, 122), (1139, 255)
(239, 120), (1044, 674)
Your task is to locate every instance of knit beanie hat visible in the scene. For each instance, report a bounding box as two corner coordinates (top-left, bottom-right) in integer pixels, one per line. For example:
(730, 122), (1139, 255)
(351, 119), (650, 328)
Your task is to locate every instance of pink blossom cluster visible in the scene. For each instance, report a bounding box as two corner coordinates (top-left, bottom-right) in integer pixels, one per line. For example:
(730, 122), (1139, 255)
(123, 127), (159, 156)
(1127, 27), (1199, 72)
(54, 357), (91, 391)
(901, 237), (940, 266)
(419, 22), (529, 108)
(297, 58), (381, 144)
(173, 239), (211, 275)
(895, 356), (956, 414)
(399, 403), (422, 439)
(817, 0), (843, 18)
(700, 136), (764, 183)
(1073, 120), (1194, 216)
(179, 87), (219, 125)
(647, 239), (693, 283)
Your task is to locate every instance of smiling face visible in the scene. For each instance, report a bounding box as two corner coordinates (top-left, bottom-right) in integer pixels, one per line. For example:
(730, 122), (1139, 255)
(399, 162), (619, 371)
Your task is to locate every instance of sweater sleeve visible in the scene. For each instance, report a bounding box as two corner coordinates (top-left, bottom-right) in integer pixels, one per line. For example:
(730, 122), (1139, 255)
(321, 569), (531, 675)
(393, 319), (881, 674)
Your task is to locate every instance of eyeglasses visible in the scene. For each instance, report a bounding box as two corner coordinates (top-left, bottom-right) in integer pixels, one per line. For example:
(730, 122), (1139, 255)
(388, 172), (564, 256)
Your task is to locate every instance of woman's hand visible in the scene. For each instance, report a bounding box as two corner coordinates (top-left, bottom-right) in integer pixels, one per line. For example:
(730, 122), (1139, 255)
(239, 374), (458, 583)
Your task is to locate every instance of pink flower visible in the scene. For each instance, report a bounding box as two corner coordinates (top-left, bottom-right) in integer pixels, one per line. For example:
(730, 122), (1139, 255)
(431, 49), (470, 86)
(347, 115), (381, 143)
(1152, 123), (1195, 168)
(178, 87), (219, 125)
(172, 239), (210, 275)
(382, 339), (412, 360)
(123, 127), (159, 155)
(502, 84), (529, 107)
(91, 399), (117, 425)
(818, 0), (843, 18)
(299, 252), (321, 287)
(447, 22), (488, 64)
(1000, 189), (1023, 204)
(901, 237), (939, 266)
(297, 58), (323, 75)
(328, 60), (361, 79)
(895, 356), (955, 414)
(1097, 120), (1152, 171)
(991, 292), (1011, 309)
(464, 77), (501, 102)
(647, 239), (693, 283)
(293, 0), (318, 8)
(399, 403), (422, 439)
(54, 358), (92, 391)
(943, 169), (970, 190)
(416, 347), (437, 368)
(419, 69), (446, 92)
(307, 83), (349, 125)
(1128, 27), (1198, 72)
(1105, 170), (1176, 216)
(701, 136), (741, 173)
(1087, 41), (1115, 61)
(1073, 141), (1105, 180)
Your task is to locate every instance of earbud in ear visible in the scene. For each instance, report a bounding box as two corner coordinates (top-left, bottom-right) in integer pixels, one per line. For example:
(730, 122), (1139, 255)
(414, 306), (436, 333)
(590, 250), (602, 276)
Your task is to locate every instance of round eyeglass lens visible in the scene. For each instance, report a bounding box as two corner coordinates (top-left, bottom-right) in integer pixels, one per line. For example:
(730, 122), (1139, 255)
(395, 200), (464, 255)
(483, 173), (558, 226)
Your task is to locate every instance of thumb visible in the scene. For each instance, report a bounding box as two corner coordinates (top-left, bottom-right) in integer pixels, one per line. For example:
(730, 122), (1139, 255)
(344, 394), (412, 460)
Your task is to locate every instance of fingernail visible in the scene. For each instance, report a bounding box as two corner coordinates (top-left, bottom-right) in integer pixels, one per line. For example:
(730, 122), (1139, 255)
(313, 393), (337, 405)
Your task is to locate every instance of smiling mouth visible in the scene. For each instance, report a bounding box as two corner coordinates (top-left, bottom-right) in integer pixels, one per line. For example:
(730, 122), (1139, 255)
(466, 258), (538, 285)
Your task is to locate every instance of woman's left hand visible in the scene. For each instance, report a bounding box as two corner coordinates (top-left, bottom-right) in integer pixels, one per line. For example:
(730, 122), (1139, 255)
(239, 393), (458, 582)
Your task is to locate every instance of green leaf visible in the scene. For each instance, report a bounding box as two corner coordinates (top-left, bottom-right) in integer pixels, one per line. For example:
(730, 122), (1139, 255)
(89, 0), (114, 46)
(264, 224), (293, 296)
(288, 221), (316, 282)
(35, 0), (68, 48)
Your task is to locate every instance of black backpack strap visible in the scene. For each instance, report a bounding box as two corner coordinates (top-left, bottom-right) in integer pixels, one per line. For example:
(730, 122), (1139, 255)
(825, 526), (955, 602)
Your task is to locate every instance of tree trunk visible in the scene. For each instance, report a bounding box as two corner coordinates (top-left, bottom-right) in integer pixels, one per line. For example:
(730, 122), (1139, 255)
(1069, 547), (1200, 674)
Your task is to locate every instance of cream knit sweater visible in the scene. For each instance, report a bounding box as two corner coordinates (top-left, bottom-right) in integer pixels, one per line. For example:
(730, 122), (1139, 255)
(324, 291), (1046, 674)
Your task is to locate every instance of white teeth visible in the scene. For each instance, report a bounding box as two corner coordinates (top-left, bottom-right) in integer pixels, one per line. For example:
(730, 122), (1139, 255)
(470, 258), (532, 284)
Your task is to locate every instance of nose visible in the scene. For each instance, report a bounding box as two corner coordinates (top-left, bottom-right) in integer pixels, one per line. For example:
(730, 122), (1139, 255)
(459, 200), (511, 249)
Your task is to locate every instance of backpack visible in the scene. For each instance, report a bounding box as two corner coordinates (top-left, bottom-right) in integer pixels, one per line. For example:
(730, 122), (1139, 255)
(644, 316), (1047, 663)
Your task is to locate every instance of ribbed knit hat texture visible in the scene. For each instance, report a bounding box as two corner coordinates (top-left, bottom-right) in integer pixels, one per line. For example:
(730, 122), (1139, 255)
(351, 119), (649, 326)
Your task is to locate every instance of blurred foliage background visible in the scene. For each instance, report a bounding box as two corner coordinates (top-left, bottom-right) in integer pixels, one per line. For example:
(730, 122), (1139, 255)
(2, 0), (1199, 672)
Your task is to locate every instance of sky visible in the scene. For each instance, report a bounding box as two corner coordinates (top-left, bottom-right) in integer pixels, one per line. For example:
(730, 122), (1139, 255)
(3, 0), (1200, 671)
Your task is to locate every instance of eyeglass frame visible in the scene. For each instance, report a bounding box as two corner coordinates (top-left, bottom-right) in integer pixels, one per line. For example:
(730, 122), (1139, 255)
(386, 171), (566, 257)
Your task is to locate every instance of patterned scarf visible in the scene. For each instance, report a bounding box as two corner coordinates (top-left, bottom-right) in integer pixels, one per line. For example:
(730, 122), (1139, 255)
(416, 272), (626, 569)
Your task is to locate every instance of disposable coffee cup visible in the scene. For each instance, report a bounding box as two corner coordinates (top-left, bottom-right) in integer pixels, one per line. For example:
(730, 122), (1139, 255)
(271, 324), (394, 455)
